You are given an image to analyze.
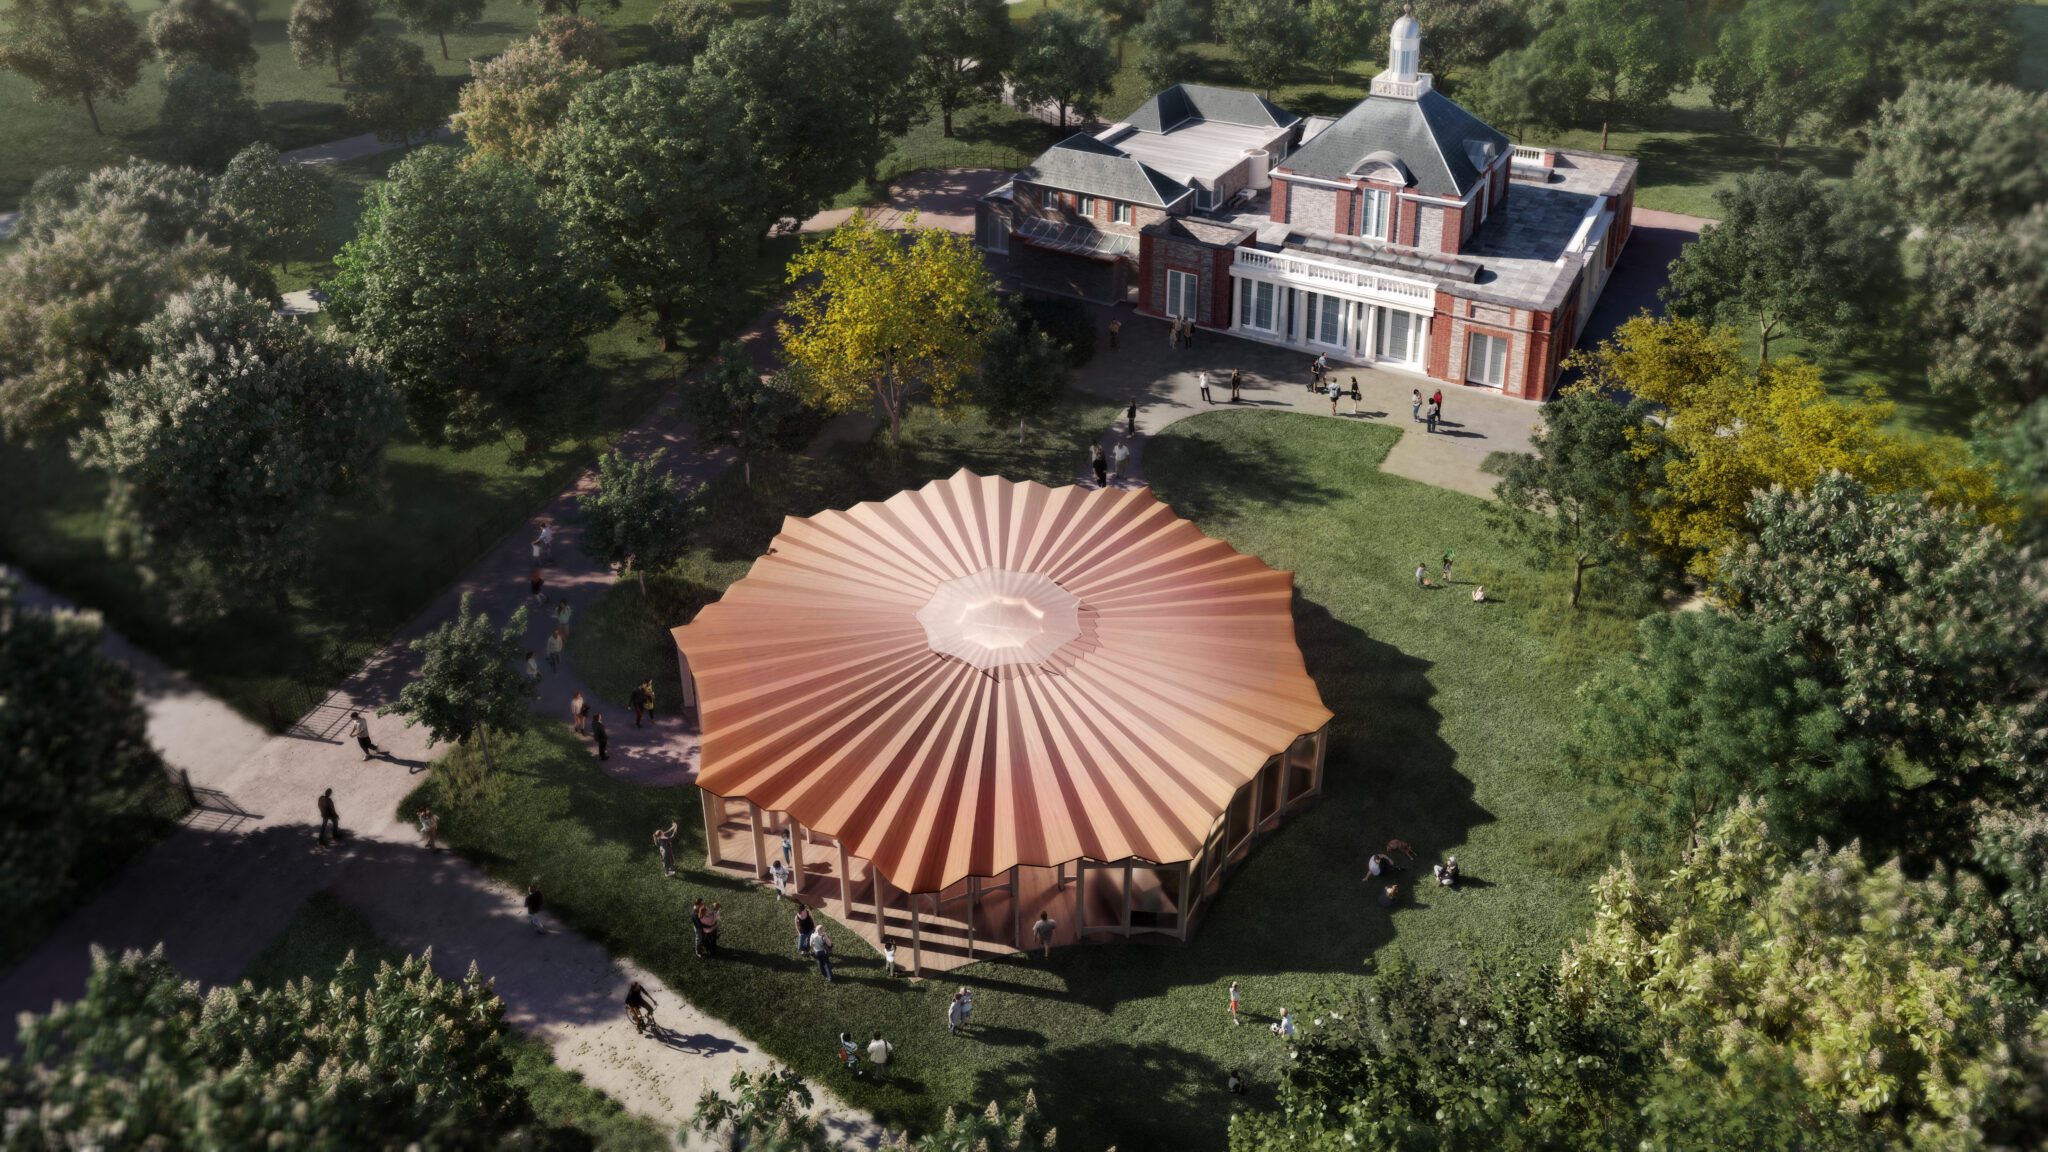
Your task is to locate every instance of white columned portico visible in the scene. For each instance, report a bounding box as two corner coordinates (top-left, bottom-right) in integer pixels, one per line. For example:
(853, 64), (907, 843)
(1228, 247), (1434, 371)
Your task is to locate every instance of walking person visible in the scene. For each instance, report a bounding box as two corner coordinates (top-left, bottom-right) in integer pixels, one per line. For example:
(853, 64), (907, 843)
(417, 807), (439, 850)
(1032, 910), (1056, 959)
(537, 520), (555, 564)
(768, 857), (790, 899)
(316, 788), (340, 845)
(690, 898), (709, 957)
(591, 713), (609, 761)
(633, 679), (654, 728)
(1410, 388), (1422, 422)
(1328, 382), (1341, 415)
(1126, 398), (1139, 435)
(529, 565), (545, 604)
(1350, 378), (1362, 414)
(1440, 550), (1454, 583)
(545, 627), (564, 672)
(531, 535), (544, 568)
(1426, 400), (1440, 434)
(882, 936), (897, 976)
(1090, 442), (1108, 488)
(624, 981), (656, 1034)
(570, 691), (587, 734)
(838, 1031), (861, 1075)
(1415, 563), (1428, 589)
(948, 987), (971, 1035)
(349, 711), (383, 760)
(867, 1032), (893, 1082)
(811, 925), (835, 981)
(1230, 368), (1242, 402)
(1112, 439), (1131, 483)
(780, 828), (794, 868)
(1199, 370), (1212, 404)
(1430, 388), (1443, 417)
(1168, 319), (1180, 350)
(704, 900), (721, 953)
(653, 821), (677, 877)
(794, 903), (816, 957)
(1183, 315), (1195, 349)
(525, 883), (546, 933)
(1312, 353), (1329, 384)
(524, 651), (540, 684)
(1108, 316), (1121, 350)
(554, 598), (572, 641)
(1229, 979), (1242, 1026)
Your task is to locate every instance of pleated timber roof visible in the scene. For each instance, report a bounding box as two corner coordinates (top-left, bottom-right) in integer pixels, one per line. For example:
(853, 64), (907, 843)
(673, 469), (1334, 894)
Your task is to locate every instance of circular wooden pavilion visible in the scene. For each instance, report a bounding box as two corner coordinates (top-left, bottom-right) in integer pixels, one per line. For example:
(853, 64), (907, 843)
(672, 469), (1333, 972)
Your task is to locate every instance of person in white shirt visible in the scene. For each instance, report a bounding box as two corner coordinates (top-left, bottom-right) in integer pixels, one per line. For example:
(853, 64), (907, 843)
(866, 1032), (893, 1080)
(1198, 371), (1212, 403)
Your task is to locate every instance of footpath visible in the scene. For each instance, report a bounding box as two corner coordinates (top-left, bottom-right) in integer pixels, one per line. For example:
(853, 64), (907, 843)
(0, 325), (879, 1150)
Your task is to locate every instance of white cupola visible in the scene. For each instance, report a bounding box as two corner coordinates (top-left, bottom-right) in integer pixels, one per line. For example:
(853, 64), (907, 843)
(1371, 4), (1433, 98)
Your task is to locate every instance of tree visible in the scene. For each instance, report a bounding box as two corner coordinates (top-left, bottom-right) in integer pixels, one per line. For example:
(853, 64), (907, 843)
(519, 0), (619, 19)
(1008, 10), (1115, 128)
(1572, 316), (2007, 577)
(1085, 0), (1147, 65)
(343, 33), (443, 145)
(976, 311), (1068, 445)
(1986, 396), (2048, 548)
(1, 945), (538, 1147)
(382, 593), (533, 770)
(648, 0), (729, 66)
(1462, 45), (1562, 141)
(1408, 0), (1531, 78)
(1925, 204), (2048, 414)
(1857, 80), (2048, 230)
(286, 0), (374, 81)
(0, 574), (167, 943)
(901, 0), (1010, 138)
(0, 0), (152, 134)
(532, 11), (615, 69)
(1305, 0), (1376, 83)
(1662, 168), (1899, 360)
(393, 0), (482, 58)
(806, 0), (918, 186)
(780, 213), (1004, 447)
(683, 341), (806, 486)
(75, 277), (398, 614)
(580, 449), (695, 591)
(19, 158), (224, 247)
(155, 64), (264, 170)
(889, 1094), (1059, 1150)
(1889, 0), (2018, 94)
(0, 206), (231, 441)
(691, 1067), (826, 1150)
(328, 145), (612, 448)
(547, 65), (764, 352)
(1697, 0), (1870, 159)
(453, 35), (598, 166)
(1489, 385), (1659, 607)
(214, 142), (331, 270)
(147, 0), (255, 74)
(1132, 0), (1197, 90)
(1561, 802), (2048, 1145)
(1524, 0), (1688, 149)
(1214, 0), (1303, 97)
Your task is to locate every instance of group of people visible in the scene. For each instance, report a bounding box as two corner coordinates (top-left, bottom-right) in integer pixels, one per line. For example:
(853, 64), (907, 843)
(1410, 387), (1447, 433)
(1362, 837), (1463, 906)
(1414, 550), (1485, 602)
(1166, 314), (1197, 349)
(1195, 369), (1247, 404)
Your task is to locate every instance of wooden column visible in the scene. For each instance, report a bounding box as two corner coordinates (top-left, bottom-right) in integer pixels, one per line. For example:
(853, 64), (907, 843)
(1076, 862), (1088, 934)
(837, 841), (852, 919)
(910, 896), (923, 977)
(1010, 865), (1022, 949)
(790, 825), (807, 902)
(1312, 723), (1329, 796)
(1121, 861), (1134, 935)
(966, 877), (978, 955)
(699, 788), (721, 868)
(1174, 862), (1192, 940)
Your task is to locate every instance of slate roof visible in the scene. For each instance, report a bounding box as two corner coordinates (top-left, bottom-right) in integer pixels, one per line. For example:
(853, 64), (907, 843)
(1016, 134), (1193, 208)
(1125, 84), (1300, 133)
(1280, 89), (1509, 198)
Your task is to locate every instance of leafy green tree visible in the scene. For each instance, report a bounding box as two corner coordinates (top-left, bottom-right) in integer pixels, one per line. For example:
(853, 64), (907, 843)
(1697, 0), (1869, 160)
(976, 314), (1068, 445)
(1858, 80), (2048, 230)
(76, 277), (398, 614)
(1132, 0), (1197, 90)
(454, 34), (598, 166)
(20, 158), (222, 247)
(580, 449), (696, 591)
(1925, 203), (2048, 414)
(147, 0), (255, 74)
(889, 1093), (1059, 1150)
(327, 145), (613, 448)
(214, 142), (331, 271)
(691, 1067), (825, 1150)
(548, 64), (764, 352)
(520, 0), (619, 19)
(155, 64), (263, 170)
(1008, 10), (1115, 128)
(683, 341), (806, 486)
(902, 0), (1010, 138)
(0, 0), (152, 134)
(1525, 0), (1688, 149)
(1305, 0), (1376, 83)
(286, 0), (374, 80)
(532, 11), (615, 68)
(1563, 802), (2048, 1145)
(1085, 0), (1147, 65)
(648, 0), (729, 66)
(0, 575), (167, 947)
(0, 944), (539, 1147)
(392, 0), (481, 58)
(809, 0), (917, 186)
(1974, 803), (2048, 976)
(1408, 0), (1530, 77)
(1662, 168), (1898, 360)
(0, 205), (231, 440)
(1214, 0), (1303, 97)
(343, 33), (443, 145)
(1461, 45), (1561, 141)
(383, 592), (533, 769)
(696, 18), (856, 234)
(1886, 0), (2018, 104)
(1489, 385), (1660, 607)
(1985, 396), (2048, 548)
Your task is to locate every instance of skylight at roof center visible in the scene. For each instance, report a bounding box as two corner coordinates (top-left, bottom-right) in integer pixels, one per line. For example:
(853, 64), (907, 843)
(917, 568), (1081, 671)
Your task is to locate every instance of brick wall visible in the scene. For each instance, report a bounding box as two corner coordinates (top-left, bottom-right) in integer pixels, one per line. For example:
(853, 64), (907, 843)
(1440, 295), (1546, 399)
(1140, 235), (1240, 327)
(1012, 180), (1172, 238)
(1417, 204), (1444, 253)
(1271, 175), (1292, 223)
(1289, 184), (1340, 233)
(1397, 197), (1419, 247)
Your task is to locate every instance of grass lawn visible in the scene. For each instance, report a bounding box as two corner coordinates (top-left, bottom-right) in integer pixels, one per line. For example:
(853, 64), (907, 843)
(244, 891), (668, 1152)
(407, 405), (1649, 1150)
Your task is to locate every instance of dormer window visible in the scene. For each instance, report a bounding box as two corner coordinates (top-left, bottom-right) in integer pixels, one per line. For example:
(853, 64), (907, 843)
(1042, 188), (1057, 210)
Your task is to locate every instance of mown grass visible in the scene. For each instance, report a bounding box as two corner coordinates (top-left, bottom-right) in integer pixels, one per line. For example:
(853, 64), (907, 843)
(244, 891), (669, 1152)
(406, 406), (1650, 1151)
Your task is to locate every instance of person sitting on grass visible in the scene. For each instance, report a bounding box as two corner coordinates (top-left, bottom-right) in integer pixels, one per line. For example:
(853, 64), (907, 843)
(1433, 856), (1460, 888)
(1472, 585), (1486, 603)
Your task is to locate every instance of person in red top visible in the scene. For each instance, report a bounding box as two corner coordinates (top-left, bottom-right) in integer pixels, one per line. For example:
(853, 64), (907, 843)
(1429, 389), (1444, 412)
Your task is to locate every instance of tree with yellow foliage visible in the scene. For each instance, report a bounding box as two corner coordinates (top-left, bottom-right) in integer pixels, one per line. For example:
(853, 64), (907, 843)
(1571, 315), (2007, 579)
(779, 212), (1003, 448)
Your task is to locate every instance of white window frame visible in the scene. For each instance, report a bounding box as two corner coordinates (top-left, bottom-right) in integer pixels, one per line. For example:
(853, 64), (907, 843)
(1042, 187), (1057, 210)
(979, 212), (1009, 254)
(1239, 279), (1279, 333)
(1167, 269), (1199, 320)
(1077, 194), (1097, 217)
(1376, 308), (1420, 364)
(1361, 189), (1391, 241)
(1113, 202), (1133, 225)
(1307, 293), (1346, 347)
(1467, 331), (1508, 387)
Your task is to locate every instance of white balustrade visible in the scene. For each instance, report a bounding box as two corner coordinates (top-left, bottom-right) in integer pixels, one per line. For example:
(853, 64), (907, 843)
(1232, 247), (1435, 304)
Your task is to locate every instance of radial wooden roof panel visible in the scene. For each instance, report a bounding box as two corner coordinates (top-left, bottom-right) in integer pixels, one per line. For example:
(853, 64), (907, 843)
(672, 469), (1334, 894)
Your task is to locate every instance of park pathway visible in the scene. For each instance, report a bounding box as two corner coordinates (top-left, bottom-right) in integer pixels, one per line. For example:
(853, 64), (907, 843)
(0, 312), (881, 1149)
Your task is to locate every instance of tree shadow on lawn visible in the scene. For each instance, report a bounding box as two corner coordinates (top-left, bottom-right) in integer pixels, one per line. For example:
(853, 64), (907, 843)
(1133, 426), (1353, 525)
(970, 1040), (1245, 1151)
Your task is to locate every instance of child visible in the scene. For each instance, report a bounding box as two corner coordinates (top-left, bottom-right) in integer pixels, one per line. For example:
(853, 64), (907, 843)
(838, 1032), (862, 1076)
(1229, 980), (1242, 1026)
(1271, 1008), (1294, 1039)
(882, 936), (897, 977)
